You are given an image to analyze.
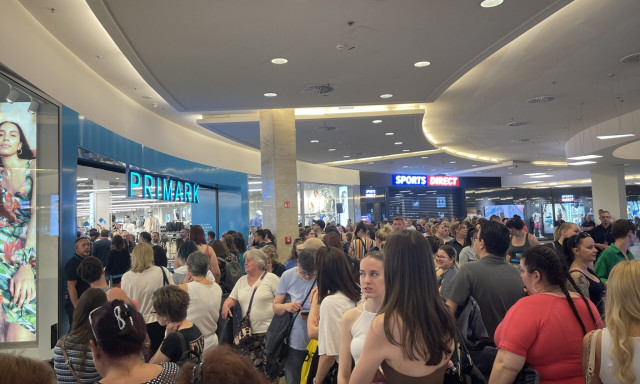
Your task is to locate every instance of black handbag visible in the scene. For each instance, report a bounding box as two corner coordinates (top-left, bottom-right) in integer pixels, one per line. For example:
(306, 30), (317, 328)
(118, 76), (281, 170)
(264, 280), (316, 379)
(233, 272), (266, 346)
(444, 326), (487, 384)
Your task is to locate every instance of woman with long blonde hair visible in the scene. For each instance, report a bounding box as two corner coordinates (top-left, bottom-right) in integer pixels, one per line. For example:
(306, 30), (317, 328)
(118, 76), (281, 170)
(583, 260), (640, 383)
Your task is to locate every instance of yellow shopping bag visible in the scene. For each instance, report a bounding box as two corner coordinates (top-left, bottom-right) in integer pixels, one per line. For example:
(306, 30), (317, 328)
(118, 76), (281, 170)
(300, 339), (319, 383)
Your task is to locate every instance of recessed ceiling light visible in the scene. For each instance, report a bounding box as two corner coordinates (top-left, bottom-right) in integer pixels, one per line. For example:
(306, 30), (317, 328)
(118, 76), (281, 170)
(523, 181), (539, 184)
(380, 94), (393, 99)
(596, 134), (635, 140)
(394, 142), (403, 145)
(372, 119), (383, 124)
(450, 161), (456, 164)
(567, 155), (603, 160)
(472, 164), (478, 167)
(271, 58), (288, 64)
(524, 173), (545, 176)
(402, 166), (409, 168)
(310, 140), (319, 143)
(328, 148), (336, 151)
(530, 174), (554, 178)
(480, 0), (504, 7)
(385, 132), (394, 136)
(343, 155), (350, 158)
(421, 156), (429, 159)
(115, 177), (120, 180)
(402, 149), (410, 152)
(414, 61), (431, 68)
(368, 162), (374, 165)
(264, 92), (278, 97)
(568, 161), (598, 166)
(506, 121), (528, 127)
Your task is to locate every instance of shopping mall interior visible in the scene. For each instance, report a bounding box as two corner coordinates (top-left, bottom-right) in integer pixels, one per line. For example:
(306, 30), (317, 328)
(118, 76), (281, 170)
(0, 0), (638, 362)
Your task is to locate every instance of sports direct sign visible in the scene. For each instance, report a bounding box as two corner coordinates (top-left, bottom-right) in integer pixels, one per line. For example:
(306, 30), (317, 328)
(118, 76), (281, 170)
(392, 174), (459, 187)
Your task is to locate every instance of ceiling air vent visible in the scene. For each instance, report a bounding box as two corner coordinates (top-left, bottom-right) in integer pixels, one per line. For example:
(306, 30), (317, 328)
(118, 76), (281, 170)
(301, 84), (334, 95)
(620, 53), (640, 64)
(526, 96), (555, 103)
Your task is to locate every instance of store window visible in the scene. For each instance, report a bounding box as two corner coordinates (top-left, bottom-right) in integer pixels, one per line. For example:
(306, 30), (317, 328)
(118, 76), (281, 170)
(0, 72), (60, 343)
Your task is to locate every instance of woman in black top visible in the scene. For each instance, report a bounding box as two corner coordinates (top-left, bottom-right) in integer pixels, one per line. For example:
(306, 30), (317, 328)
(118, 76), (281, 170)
(564, 233), (605, 319)
(105, 234), (130, 285)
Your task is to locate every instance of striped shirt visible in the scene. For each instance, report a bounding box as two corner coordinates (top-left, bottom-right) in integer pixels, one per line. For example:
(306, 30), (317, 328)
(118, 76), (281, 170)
(53, 334), (100, 383)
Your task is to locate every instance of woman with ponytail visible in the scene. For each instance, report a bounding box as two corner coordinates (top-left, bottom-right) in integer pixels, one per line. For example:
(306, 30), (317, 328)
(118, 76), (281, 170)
(489, 245), (602, 384)
(582, 260), (640, 384)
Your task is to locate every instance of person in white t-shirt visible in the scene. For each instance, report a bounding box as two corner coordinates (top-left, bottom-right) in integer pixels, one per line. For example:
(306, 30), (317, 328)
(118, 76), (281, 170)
(221, 248), (279, 380)
(309, 246), (362, 383)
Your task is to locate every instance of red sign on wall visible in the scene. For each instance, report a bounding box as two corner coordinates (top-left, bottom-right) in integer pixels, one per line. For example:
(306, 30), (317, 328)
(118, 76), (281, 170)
(284, 201), (291, 208)
(428, 176), (459, 187)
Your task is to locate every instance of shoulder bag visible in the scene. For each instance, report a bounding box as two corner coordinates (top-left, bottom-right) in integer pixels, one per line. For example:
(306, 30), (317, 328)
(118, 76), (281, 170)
(234, 272), (267, 345)
(264, 279), (316, 379)
(585, 328), (602, 384)
(60, 336), (84, 384)
(160, 266), (170, 286)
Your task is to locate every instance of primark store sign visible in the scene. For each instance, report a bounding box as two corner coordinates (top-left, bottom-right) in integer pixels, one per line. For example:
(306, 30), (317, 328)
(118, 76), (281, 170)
(127, 167), (200, 203)
(392, 174), (459, 187)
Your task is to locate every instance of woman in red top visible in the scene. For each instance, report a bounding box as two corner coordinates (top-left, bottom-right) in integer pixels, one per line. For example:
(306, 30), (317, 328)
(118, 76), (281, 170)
(490, 245), (602, 384)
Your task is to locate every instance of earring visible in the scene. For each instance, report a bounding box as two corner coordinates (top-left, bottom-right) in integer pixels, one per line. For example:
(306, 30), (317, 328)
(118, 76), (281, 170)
(17, 149), (22, 156)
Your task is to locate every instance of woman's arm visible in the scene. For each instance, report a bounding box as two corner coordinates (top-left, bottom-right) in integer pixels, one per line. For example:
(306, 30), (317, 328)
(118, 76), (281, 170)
(307, 288), (320, 340)
(221, 297), (239, 319)
(149, 348), (171, 364)
(349, 316), (387, 384)
(315, 355), (336, 383)
(273, 294), (302, 315)
(528, 234), (540, 247)
(488, 349), (525, 384)
(338, 309), (359, 384)
(570, 271), (591, 298)
(207, 246), (221, 282)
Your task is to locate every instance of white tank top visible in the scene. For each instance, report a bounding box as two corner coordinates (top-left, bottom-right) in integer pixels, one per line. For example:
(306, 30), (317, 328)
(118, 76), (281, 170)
(350, 306), (377, 363)
(600, 328), (640, 383)
(186, 281), (222, 350)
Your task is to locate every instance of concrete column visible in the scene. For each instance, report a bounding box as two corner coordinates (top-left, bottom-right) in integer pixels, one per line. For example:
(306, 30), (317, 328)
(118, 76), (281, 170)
(259, 109), (298, 258)
(591, 166), (626, 221)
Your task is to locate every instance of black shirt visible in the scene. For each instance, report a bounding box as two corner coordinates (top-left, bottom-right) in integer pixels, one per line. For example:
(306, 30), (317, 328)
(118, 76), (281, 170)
(153, 245), (168, 268)
(106, 248), (131, 276)
(159, 325), (204, 364)
(64, 254), (91, 300)
(553, 219), (565, 227)
(591, 224), (614, 257)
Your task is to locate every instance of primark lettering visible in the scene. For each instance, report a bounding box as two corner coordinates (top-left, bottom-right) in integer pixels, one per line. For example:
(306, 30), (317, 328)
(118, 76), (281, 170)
(128, 170), (200, 203)
(393, 174), (459, 187)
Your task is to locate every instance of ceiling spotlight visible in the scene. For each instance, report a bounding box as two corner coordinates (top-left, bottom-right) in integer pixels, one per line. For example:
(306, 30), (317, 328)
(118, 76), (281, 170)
(421, 156), (429, 159)
(310, 139), (319, 143)
(343, 155), (350, 158)
(271, 58), (288, 64)
(28, 98), (39, 114)
(526, 96), (555, 103)
(368, 162), (374, 165)
(402, 166), (409, 168)
(596, 134), (635, 140)
(567, 161), (598, 166)
(372, 120), (383, 124)
(449, 161), (456, 164)
(480, 0), (504, 7)
(5, 87), (19, 103)
(385, 132), (394, 136)
(394, 142), (403, 145)
(264, 92), (278, 97)
(328, 148), (336, 151)
(402, 149), (410, 152)
(472, 164), (478, 167)
(414, 61), (431, 68)
(380, 94), (393, 99)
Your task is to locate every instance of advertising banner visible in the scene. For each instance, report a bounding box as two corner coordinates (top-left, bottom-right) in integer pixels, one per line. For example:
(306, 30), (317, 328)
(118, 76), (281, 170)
(0, 102), (37, 342)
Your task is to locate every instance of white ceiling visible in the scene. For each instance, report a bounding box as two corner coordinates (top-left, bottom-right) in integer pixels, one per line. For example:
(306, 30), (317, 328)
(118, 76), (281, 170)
(16, 0), (640, 183)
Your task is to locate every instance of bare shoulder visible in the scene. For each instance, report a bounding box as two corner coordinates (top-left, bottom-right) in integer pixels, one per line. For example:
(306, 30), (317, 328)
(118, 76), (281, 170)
(342, 305), (363, 326)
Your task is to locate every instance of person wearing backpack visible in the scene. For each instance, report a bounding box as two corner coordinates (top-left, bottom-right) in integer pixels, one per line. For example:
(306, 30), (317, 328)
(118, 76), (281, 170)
(213, 240), (244, 294)
(149, 285), (204, 366)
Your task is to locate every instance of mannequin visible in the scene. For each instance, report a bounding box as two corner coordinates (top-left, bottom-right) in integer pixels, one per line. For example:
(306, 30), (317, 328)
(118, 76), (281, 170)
(144, 210), (159, 233)
(532, 210), (542, 238)
(123, 216), (137, 235)
(250, 210), (263, 228)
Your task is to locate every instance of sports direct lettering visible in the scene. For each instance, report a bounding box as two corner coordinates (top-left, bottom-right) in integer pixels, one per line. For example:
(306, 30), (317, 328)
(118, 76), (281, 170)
(428, 176), (459, 187)
(392, 174), (459, 187)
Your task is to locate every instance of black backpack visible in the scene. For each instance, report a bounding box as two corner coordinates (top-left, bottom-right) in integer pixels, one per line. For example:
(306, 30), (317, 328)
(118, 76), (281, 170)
(218, 254), (243, 293)
(175, 330), (201, 366)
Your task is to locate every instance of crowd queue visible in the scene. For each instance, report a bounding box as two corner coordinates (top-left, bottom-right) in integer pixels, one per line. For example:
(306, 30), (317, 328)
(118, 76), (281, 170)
(3, 210), (640, 384)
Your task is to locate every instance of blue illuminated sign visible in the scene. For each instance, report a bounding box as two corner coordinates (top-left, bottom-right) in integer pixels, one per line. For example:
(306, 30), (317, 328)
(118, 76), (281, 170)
(127, 167), (199, 203)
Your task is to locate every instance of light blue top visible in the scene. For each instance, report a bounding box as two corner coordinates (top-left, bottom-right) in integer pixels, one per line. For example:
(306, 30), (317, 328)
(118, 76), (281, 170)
(275, 268), (315, 350)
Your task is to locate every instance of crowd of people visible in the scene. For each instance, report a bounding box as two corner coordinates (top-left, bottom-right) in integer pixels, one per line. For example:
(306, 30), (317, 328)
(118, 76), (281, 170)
(3, 209), (638, 383)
